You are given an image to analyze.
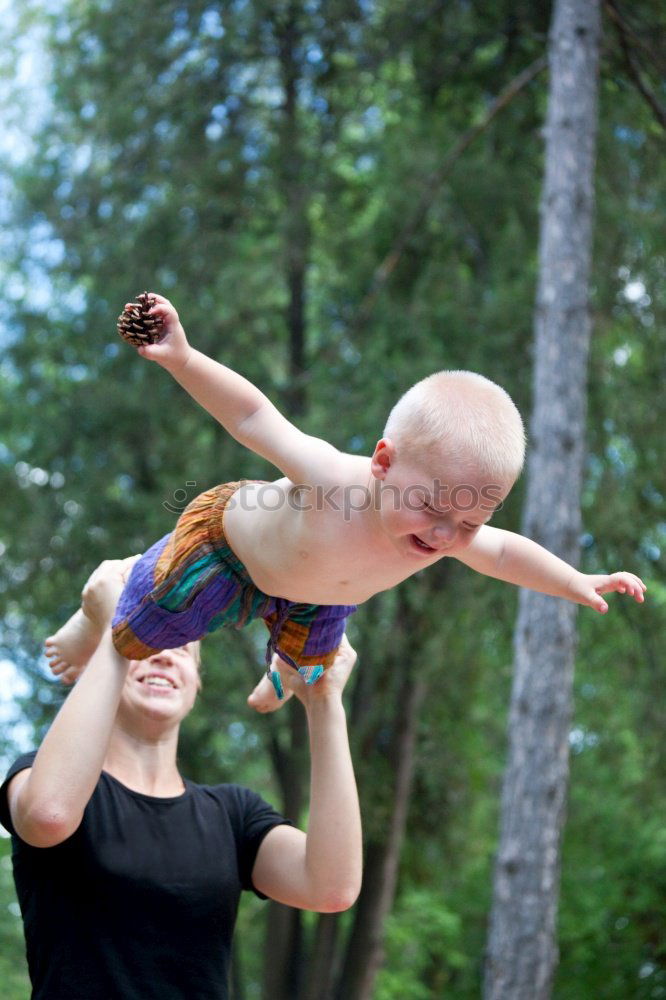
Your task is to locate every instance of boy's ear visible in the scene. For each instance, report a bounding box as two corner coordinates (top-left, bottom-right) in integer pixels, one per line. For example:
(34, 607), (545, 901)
(370, 438), (395, 480)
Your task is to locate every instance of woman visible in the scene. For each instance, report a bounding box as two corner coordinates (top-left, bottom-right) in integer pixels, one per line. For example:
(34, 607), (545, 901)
(0, 558), (362, 1000)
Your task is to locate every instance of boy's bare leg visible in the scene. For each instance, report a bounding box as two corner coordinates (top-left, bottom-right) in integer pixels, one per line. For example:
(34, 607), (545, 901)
(247, 653), (331, 713)
(45, 608), (105, 681)
(247, 670), (294, 714)
(45, 555), (140, 684)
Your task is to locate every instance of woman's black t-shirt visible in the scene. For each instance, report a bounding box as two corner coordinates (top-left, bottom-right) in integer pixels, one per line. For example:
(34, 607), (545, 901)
(0, 751), (289, 999)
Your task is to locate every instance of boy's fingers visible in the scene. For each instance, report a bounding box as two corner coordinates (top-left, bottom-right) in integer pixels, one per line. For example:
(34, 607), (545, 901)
(137, 345), (160, 361)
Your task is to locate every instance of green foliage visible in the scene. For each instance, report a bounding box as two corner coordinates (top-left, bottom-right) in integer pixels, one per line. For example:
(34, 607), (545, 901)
(0, 838), (29, 1000)
(375, 889), (466, 999)
(0, 0), (663, 997)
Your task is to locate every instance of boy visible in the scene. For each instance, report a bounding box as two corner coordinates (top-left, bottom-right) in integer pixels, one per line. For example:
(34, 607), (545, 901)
(46, 294), (645, 708)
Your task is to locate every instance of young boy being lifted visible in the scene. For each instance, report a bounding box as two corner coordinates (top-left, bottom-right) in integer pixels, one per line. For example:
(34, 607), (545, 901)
(46, 294), (645, 708)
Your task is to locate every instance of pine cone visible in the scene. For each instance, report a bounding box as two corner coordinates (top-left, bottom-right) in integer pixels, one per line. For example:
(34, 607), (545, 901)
(117, 292), (164, 347)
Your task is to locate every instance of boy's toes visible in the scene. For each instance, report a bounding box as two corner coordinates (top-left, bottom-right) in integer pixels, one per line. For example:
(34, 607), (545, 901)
(247, 674), (293, 713)
(247, 686), (275, 714)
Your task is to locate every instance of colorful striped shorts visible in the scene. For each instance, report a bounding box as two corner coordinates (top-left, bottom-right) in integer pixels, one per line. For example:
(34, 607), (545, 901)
(111, 481), (357, 685)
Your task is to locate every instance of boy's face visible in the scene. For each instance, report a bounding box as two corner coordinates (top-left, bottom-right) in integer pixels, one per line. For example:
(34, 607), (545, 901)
(371, 439), (510, 561)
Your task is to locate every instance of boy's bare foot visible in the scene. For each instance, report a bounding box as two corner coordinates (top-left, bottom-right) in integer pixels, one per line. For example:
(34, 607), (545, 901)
(247, 672), (294, 714)
(45, 555), (140, 684)
(45, 608), (104, 680)
(53, 664), (83, 686)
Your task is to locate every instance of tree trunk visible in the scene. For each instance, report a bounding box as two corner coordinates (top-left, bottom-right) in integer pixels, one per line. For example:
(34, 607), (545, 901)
(336, 665), (427, 1000)
(230, 939), (247, 1000)
(484, 1), (601, 998)
(261, 709), (308, 1000)
(301, 913), (341, 1000)
(261, 5), (313, 999)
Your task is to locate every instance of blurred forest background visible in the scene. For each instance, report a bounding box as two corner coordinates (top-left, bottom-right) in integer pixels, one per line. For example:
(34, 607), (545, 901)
(0, 1), (664, 998)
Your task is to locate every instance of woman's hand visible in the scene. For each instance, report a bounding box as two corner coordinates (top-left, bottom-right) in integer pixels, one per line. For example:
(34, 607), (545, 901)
(81, 556), (140, 630)
(271, 634), (357, 705)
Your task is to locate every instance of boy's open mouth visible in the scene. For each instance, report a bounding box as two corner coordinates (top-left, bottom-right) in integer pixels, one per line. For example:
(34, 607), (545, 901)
(410, 534), (436, 553)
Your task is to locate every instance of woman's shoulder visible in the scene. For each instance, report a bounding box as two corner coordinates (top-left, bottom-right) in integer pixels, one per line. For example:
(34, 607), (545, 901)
(3, 750), (38, 781)
(189, 780), (264, 808)
(189, 780), (287, 829)
(0, 751), (38, 836)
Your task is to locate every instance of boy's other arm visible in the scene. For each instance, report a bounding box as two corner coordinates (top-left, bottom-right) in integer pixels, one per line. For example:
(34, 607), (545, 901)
(456, 526), (646, 612)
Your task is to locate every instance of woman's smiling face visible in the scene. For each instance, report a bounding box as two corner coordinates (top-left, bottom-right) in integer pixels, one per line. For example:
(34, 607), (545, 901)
(119, 644), (201, 726)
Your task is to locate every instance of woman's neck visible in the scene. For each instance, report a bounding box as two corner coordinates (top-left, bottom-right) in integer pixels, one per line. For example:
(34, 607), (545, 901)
(103, 722), (185, 797)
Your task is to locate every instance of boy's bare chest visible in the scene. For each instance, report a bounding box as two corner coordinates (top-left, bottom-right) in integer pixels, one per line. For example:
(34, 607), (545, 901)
(224, 482), (415, 604)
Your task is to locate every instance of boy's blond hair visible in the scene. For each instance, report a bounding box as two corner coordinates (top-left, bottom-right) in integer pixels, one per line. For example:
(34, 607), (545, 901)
(384, 371), (525, 485)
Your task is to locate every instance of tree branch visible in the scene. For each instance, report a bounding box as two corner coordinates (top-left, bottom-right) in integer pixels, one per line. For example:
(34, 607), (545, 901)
(603, 0), (666, 72)
(604, 0), (666, 130)
(352, 54), (547, 330)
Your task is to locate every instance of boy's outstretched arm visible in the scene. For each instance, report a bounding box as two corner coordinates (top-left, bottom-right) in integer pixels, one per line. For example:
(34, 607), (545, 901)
(135, 294), (343, 486)
(457, 526), (646, 613)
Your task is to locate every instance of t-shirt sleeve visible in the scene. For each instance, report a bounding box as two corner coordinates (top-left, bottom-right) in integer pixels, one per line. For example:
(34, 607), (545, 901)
(0, 751), (38, 836)
(224, 784), (292, 898)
